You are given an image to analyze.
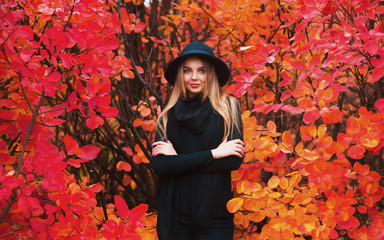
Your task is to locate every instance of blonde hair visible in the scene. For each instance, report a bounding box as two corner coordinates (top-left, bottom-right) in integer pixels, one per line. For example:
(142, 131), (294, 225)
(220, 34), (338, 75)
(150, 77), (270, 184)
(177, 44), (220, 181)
(156, 56), (241, 141)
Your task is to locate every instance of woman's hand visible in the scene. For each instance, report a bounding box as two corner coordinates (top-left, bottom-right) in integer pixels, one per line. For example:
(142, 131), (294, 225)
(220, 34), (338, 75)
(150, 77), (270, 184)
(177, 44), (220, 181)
(152, 140), (177, 156)
(211, 138), (245, 159)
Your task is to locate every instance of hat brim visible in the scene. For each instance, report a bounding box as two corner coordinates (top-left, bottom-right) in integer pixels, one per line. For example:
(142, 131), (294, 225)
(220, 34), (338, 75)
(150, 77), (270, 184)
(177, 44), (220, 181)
(164, 52), (230, 87)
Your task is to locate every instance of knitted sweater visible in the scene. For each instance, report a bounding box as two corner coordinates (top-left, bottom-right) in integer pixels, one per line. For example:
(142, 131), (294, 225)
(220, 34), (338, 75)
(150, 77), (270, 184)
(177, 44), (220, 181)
(152, 95), (243, 240)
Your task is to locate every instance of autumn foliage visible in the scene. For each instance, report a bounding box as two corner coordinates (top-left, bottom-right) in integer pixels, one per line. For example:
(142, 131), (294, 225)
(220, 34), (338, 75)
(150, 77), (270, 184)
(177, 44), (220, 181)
(1, 0), (384, 239)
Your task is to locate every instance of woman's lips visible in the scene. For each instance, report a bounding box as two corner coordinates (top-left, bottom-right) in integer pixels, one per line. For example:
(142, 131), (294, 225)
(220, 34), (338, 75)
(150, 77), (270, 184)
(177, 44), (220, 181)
(190, 84), (200, 88)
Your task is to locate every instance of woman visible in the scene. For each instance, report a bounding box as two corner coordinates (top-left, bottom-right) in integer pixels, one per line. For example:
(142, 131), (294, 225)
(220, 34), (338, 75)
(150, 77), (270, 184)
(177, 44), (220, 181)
(152, 42), (244, 240)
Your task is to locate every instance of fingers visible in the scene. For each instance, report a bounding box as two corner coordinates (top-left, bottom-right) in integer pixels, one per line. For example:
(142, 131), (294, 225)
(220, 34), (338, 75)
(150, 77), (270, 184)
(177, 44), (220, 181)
(152, 141), (170, 147)
(228, 139), (245, 146)
(151, 140), (177, 156)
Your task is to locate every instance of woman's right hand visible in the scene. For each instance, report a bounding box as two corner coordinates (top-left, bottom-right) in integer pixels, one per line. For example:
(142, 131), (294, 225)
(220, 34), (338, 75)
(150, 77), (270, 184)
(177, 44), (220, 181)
(152, 140), (177, 156)
(211, 138), (245, 159)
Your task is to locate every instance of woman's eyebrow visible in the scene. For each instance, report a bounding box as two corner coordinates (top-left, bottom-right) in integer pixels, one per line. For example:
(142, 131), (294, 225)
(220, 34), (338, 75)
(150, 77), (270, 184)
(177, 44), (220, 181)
(183, 65), (205, 69)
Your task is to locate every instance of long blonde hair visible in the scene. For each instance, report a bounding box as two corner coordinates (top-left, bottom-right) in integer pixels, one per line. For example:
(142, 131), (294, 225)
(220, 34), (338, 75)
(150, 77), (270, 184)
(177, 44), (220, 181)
(156, 56), (242, 141)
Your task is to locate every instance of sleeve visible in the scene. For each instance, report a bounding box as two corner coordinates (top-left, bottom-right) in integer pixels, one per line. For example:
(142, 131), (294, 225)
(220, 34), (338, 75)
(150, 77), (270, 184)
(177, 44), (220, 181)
(203, 112), (244, 173)
(151, 130), (215, 177)
(204, 116), (243, 172)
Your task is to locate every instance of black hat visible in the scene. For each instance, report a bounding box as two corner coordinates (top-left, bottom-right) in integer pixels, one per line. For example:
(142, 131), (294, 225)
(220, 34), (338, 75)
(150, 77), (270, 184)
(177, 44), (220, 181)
(164, 42), (230, 86)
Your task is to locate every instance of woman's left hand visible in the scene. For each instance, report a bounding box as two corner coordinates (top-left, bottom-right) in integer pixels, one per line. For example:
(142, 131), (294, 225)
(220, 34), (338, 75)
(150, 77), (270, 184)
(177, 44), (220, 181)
(152, 140), (178, 156)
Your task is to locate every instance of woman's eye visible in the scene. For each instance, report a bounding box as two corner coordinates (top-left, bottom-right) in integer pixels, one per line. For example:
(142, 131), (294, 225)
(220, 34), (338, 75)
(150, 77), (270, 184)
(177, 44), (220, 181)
(199, 69), (206, 74)
(183, 69), (191, 73)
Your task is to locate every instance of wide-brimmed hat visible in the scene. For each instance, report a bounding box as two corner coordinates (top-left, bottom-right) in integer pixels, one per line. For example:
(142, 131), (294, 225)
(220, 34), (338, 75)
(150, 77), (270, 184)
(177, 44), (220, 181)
(164, 42), (230, 86)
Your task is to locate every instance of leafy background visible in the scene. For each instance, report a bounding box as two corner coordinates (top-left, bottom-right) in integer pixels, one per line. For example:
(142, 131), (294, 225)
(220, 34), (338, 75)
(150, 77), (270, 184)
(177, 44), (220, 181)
(1, 0), (384, 239)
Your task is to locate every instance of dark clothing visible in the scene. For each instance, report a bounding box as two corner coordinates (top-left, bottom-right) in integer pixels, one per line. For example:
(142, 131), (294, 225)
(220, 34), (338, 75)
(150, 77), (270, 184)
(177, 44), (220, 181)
(152, 95), (243, 240)
(176, 213), (234, 240)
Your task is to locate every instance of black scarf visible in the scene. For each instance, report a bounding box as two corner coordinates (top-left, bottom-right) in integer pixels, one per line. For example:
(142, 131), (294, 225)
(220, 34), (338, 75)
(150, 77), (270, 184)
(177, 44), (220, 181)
(173, 95), (212, 134)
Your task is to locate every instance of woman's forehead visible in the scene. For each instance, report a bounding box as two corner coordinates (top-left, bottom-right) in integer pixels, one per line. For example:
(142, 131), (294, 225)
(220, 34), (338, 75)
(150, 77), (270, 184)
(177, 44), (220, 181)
(183, 56), (205, 67)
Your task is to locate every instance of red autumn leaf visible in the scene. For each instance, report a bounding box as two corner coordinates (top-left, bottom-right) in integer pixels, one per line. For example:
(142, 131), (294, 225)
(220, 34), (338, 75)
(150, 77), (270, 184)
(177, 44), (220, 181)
(375, 98), (384, 112)
(370, 68), (384, 82)
(0, 99), (14, 108)
(282, 105), (305, 114)
(89, 183), (103, 193)
(94, 38), (120, 53)
(227, 82), (251, 98)
(48, 72), (62, 82)
(117, 161), (132, 172)
(114, 195), (129, 218)
(303, 108), (320, 124)
(122, 147), (133, 156)
(348, 145), (366, 159)
(309, 54), (321, 69)
(20, 49), (35, 62)
(132, 154), (142, 164)
(128, 204), (148, 225)
(136, 66), (145, 74)
(67, 158), (82, 167)
(14, 25), (33, 40)
(0, 109), (13, 121)
(321, 0), (335, 15)
(18, 196), (29, 212)
(140, 120), (156, 132)
(30, 217), (47, 232)
(290, 60), (307, 71)
(92, 95), (111, 108)
(58, 53), (73, 68)
(86, 115), (104, 129)
(47, 105), (65, 117)
(353, 162), (370, 175)
(320, 107), (343, 124)
(37, 3), (55, 15)
(364, 39), (379, 55)
(64, 135), (78, 155)
(101, 107), (118, 118)
(79, 145), (100, 160)
(133, 22), (146, 32)
(43, 118), (66, 126)
(0, 153), (9, 162)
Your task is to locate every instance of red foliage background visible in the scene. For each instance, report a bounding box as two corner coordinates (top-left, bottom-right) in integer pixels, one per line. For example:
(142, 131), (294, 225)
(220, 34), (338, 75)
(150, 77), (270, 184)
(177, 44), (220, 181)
(1, 0), (384, 239)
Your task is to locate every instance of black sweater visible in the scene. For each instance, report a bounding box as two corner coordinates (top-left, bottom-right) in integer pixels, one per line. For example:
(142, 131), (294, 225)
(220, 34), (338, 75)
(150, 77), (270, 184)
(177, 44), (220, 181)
(152, 96), (243, 240)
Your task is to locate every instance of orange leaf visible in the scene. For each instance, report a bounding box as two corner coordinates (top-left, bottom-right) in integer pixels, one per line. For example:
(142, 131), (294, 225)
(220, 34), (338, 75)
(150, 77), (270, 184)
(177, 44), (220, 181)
(353, 162), (370, 175)
(267, 120), (276, 132)
(281, 131), (293, 152)
(279, 177), (289, 189)
(227, 198), (244, 213)
(116, 161), (132, 172)
(268, 175), (280, 189)
(140, 107), (151, 117)
(320, 107), (343, 124)
(247, 211), (266, 222)
(347, 145), (366, 159)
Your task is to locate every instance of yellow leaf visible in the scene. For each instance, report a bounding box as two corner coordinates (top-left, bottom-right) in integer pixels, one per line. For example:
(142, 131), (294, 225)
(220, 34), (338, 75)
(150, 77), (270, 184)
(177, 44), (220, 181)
(268, 175), (280, 189)
(279, 177), (289, 189)
(269, 192), (281, 198)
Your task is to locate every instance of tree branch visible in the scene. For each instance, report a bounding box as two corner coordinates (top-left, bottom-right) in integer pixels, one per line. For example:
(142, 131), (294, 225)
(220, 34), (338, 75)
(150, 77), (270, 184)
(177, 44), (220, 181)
(115, 0), (164, 107)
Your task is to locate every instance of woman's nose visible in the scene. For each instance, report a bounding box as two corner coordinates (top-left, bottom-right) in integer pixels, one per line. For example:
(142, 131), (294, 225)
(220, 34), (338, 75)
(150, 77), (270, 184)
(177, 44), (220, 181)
(191, 71), (198, 79)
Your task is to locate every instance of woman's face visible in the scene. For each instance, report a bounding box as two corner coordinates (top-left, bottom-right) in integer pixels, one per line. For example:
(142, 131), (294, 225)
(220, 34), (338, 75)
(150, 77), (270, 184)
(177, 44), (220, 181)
(183, 57), (207, 97)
